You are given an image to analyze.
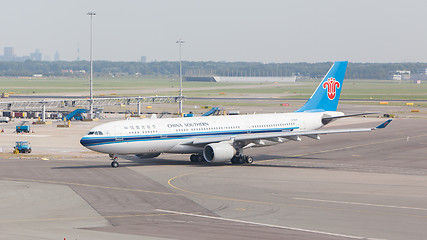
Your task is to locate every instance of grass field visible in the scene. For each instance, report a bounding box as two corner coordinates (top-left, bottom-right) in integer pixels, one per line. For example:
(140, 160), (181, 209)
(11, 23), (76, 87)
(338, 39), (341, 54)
(0, 76), (244, 94)
(1, 76), (427, 101)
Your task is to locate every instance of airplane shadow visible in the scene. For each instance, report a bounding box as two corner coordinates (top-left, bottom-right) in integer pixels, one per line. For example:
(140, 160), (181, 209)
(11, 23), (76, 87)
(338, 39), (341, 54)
(52, 154), (330, 170)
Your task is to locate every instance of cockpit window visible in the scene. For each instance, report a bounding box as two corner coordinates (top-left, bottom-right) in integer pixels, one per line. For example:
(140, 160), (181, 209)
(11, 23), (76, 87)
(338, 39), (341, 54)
(88, 131), (104, 135)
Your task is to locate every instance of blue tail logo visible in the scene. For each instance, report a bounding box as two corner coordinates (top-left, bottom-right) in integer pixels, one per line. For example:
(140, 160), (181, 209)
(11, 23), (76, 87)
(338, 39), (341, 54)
(296, 61), (348, 112)
(323, 77), (340, 100)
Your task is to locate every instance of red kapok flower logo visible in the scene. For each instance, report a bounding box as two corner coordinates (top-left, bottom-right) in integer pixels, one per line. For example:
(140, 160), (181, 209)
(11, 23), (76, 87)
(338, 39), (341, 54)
(322, 77), (340, 100)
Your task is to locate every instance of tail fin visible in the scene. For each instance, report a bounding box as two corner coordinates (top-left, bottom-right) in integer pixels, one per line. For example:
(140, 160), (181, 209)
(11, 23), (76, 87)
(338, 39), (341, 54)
(296, 61), (348, 112)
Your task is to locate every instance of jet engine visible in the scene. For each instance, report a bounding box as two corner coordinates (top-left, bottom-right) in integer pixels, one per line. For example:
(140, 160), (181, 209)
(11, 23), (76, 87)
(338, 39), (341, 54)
(203, 143), (236, 162)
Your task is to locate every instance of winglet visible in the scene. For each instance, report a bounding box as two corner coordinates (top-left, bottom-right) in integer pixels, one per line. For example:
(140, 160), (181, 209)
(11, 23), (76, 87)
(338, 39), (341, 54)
(373, 119), (392, 130)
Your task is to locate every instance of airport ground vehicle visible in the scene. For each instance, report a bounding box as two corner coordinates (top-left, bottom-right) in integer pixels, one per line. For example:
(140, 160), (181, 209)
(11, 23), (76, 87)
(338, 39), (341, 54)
(0, 117), (10, 123)
(14, 141), (32, 153)
(16, 122), (31, 133)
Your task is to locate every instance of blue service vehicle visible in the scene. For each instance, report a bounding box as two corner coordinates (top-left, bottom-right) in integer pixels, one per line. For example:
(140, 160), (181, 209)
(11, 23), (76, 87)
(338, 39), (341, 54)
(14, 141), (32, 153)
(16, 121), (31, 133)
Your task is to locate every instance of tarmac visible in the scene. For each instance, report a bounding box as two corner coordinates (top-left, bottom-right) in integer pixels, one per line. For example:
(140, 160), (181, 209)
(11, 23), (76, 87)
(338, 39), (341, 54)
(1, 115), (427, 239)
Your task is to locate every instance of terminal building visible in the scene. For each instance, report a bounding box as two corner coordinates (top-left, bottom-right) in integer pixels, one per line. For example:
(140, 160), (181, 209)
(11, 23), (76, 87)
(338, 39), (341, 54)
(389, 70), (411, 81)
(185, 76), (296, 83)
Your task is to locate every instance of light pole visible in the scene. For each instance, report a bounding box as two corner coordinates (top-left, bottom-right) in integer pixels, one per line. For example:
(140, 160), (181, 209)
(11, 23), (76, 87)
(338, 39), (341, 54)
(176, 39), (184, 116)
(87, 11), (96, 119)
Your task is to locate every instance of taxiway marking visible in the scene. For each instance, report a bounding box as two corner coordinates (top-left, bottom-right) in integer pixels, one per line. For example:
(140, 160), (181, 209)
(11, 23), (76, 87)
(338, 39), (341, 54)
(167, 168), (427, 219)
(293, 197), (427, 211)
(156, 209), (384, 240)
(1, 177), (180, 196)
(291, 133), (427, 158)
(0, 212), (179, 224)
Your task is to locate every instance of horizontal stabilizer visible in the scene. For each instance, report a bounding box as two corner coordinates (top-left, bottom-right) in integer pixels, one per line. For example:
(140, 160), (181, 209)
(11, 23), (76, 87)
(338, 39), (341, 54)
(373, 119), (392, 129)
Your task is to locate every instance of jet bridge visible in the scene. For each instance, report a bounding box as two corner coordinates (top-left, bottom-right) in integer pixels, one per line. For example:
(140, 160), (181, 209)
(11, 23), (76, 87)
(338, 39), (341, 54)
(0, 96), (182, 122)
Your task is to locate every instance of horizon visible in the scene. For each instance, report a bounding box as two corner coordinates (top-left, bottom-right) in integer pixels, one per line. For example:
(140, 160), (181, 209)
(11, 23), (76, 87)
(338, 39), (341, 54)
(1, 0), (426, 63)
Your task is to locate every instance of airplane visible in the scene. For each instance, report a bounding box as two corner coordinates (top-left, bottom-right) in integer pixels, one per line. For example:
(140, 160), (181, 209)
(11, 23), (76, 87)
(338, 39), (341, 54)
(80, 61), (392, 168)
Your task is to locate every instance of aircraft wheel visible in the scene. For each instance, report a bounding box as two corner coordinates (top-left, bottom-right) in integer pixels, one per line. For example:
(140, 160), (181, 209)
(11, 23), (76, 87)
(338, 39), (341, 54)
(231, 156), (239, 164)
(238, 156), (247, 164)
(111, 161), (119, 168)
(197, 155), (205, 162)
(245, 156), (253, 164)
(190, 154), (198, 162)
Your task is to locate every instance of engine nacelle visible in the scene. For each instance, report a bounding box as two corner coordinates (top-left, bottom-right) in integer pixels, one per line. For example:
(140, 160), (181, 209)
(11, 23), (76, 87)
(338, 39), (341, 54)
(203, 143), (236, 162)
(135, 153), (161, 159)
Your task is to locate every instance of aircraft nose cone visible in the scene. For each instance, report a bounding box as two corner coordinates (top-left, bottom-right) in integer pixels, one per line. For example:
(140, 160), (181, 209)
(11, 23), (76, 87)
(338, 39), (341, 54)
(80, 137), (90, 147)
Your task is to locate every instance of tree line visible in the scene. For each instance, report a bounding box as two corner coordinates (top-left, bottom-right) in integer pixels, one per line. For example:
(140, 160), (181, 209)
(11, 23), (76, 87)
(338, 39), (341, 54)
(0, 60), (427, 79)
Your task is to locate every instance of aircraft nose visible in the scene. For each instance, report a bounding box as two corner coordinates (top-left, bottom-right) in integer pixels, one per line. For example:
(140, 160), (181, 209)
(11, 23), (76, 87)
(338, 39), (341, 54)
(80, 137), (90, 147)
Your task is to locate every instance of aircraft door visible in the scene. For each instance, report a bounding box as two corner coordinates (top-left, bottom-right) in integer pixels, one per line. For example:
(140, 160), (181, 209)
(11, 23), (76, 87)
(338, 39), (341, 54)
(114, 126), (124, 141)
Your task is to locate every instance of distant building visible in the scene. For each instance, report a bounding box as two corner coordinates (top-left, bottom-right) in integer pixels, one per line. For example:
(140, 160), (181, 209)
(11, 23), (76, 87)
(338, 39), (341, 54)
(389, 70), (410, 80)
(392, 74), (402, 81)
(411, 68), (427, 81)
(416, 68), (427, 75)
(54, 51), (60, 61)
(185, 76), (297, 83)
(0, 47), (30, 62)
(30, 49), (42, 61)
(3, 47), (14, 60)
(141, 56), (147, 63)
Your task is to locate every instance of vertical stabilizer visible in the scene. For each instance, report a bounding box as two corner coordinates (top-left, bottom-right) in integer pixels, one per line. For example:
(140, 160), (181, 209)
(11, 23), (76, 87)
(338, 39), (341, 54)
(296, 61), (348, 112)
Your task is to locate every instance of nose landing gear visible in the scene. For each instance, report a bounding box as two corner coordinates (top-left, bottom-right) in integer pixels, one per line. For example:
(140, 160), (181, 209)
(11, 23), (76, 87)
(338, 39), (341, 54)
(109, 154), (119, 168)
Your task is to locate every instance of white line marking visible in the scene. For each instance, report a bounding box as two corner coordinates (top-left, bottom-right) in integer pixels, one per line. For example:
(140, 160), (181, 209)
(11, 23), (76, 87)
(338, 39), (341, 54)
(156, 209), (383, 240)
(293, 197), (427, 211)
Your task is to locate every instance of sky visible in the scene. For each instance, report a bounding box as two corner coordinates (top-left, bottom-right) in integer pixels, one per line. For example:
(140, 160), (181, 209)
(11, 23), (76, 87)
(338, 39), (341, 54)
(1, 0), (426, 63)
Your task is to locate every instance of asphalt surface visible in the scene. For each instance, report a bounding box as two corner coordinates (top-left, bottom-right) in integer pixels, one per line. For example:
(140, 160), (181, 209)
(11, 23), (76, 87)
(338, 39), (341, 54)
(1, 118), (427, 239)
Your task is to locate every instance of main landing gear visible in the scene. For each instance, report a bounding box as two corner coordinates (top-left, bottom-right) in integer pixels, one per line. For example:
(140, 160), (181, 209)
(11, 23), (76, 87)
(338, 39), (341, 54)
(190, 154), (205, 162)
(189, 154), (253, 164)
(109, 154), (119, 168)
(231, 155), (253, 165)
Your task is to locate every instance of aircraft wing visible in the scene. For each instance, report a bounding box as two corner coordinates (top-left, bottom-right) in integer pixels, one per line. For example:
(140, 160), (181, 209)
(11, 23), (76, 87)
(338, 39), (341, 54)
(182, 119), (392, 146)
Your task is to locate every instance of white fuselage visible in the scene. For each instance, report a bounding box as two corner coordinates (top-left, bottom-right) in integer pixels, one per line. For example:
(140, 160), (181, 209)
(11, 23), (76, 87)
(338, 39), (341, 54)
(80, 111), (342, 155)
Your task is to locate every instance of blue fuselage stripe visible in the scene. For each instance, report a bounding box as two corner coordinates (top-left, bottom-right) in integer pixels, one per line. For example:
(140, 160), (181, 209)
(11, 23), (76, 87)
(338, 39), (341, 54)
(80, 127), (298, 147)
